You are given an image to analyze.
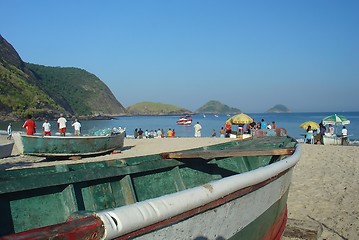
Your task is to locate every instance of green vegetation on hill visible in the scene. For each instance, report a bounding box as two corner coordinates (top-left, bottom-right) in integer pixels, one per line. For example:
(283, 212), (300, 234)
(27, 64), (126, 116)
(127, 102), (191, 115)
(0, 34), (126, 120)
(0, 64), (62, 117)
(196, 100), (241, 114)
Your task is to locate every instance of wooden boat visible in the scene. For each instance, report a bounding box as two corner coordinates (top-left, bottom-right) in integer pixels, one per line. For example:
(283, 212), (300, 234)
(0, 142), (14, 158)
(12, 131), (125, 157)
(0, 136), (301, 239)
(176, 115), (192, 125)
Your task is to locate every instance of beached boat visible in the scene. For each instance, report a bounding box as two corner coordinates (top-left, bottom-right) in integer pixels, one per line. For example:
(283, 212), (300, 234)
(12, 131), (125, 157)
(0, 135), (300, 239)
(176, 115), (192, 125)
(0, 142), (14, 158)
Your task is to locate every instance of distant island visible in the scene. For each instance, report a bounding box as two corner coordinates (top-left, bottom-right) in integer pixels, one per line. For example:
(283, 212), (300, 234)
(126, 102), (191, 115)
(266, 104), (290, 113)
(126, 100), (241, 115)
(196, 100), (241, 114)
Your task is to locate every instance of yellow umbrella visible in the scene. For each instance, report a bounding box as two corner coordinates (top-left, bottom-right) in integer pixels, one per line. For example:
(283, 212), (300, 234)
(299, 121), (319, 130)
(226, 113), (254, 125)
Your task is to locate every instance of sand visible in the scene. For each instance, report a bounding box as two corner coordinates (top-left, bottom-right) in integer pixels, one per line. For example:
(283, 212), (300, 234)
(0, 135), (358, 239)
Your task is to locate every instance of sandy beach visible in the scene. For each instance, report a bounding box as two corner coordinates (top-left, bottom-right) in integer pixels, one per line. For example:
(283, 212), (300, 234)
(0, 135), (358, 239)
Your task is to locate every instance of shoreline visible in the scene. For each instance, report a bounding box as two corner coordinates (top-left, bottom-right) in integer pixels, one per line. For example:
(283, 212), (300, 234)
(0, 136), (358, 239)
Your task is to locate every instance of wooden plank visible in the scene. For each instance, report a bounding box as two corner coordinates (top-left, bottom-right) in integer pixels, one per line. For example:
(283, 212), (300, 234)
(160, 147), (295, 160)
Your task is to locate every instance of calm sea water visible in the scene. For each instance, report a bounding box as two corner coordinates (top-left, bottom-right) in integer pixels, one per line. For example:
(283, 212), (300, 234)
(1, 112), (358, 141)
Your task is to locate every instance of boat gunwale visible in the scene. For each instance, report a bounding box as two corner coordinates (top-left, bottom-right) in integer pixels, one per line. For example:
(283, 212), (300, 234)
(21, 134), (122, 140)
(95, 144), (301, 239)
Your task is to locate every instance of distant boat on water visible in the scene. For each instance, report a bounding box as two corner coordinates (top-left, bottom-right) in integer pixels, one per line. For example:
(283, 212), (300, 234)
(176, 115), (192, 125)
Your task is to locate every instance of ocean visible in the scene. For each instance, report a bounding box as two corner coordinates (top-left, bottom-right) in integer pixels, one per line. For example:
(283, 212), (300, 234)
(1, 112), (358, 142)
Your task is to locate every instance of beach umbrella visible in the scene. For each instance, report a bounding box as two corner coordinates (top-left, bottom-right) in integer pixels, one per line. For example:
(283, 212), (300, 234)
(299, 121), (320, 130)
(322, 114), (350, 125)
(226, 113), (254, 125)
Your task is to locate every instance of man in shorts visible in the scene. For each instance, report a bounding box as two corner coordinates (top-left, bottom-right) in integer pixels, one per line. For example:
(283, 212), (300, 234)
(57, 114), (67, 136)
(42, 119), (51, 136)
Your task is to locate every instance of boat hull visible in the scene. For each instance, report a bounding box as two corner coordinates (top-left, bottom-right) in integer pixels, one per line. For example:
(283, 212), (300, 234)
(0, 142), (14, 158)
(13, 132), (125, 156)
(0, 136), (300, 239)
(176, 115), (192, 125)
(115, 170), (293, 240)
(176, 121), (192, 125)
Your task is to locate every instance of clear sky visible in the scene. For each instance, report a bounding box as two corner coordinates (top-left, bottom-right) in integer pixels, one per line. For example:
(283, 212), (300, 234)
(1, 1), (358, 113)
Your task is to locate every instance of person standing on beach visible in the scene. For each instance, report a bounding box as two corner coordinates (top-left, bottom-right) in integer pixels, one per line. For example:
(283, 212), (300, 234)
(57, 114), (67, 136)
(22, 114), (36, 135)
(134, 128), (138, 139)
(138, 128), (144, 139)
(42, 119), (51, 136)
(261, 119), (266, 129)
(156, 129), (162, 138)
(341, 126), (348, 145)
(212, 129), (216, 137)
(167, 128), (173, 137)
(72, 119), (81, 136)
(220, 127), (225, 138)
(194, 122), (202, 137)
(319, 122), (326, 144)
(7, 123), (12, 140)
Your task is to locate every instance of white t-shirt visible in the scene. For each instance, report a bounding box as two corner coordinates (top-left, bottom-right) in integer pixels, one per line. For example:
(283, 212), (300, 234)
(57, 117), (67, 128)
(342, 128), (348, 136)
(72, 122), (81, 131)
(42, 122), (51, 132)
(194, 123), (202, 132)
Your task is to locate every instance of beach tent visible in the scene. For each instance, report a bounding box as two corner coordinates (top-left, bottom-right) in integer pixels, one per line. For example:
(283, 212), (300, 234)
(299, 121), (320, 130)
(322, 114), (350, 126)
(226, 113), (254, 125)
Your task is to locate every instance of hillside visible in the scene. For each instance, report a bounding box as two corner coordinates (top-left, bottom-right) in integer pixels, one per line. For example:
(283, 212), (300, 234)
(27, 64), (126, 116)
(196, 100), (241, 114)
(266, 104), (290, 113)
(0, 34), (126, 120)
(127, 102), (191, 115)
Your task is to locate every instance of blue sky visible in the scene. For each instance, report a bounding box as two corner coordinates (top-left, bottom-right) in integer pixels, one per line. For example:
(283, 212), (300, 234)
(1, 1), (358, 113)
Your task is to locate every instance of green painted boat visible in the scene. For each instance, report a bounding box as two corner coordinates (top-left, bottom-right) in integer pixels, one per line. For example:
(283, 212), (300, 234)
(0, 142), (14, 158)
(0, 135), (301, 240)
(12, 131), (125, 157)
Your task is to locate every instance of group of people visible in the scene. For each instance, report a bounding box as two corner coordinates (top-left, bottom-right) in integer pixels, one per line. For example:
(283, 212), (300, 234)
(19, 114), (82, 136)
(251, 119), (276, 132)
(305, 122), (349, 145)
(219, 118), (276, 138)
(132, 122), (203, 139)
(133, 128), (176, 139)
